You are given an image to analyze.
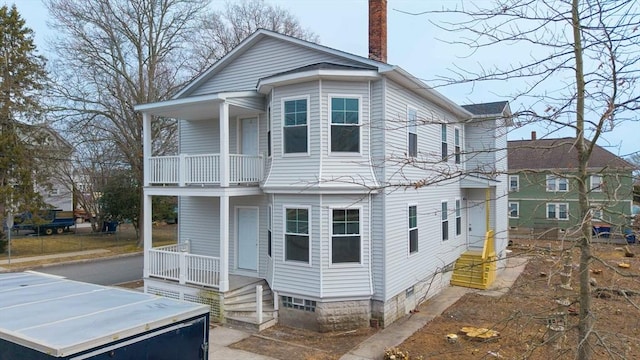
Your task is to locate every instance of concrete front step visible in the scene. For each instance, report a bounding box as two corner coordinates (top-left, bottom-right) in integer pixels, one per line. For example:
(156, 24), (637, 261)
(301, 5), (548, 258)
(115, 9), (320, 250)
(226, 314), (278, 332)
(226, 307), (277, 319)
(224, 290), (273, 306)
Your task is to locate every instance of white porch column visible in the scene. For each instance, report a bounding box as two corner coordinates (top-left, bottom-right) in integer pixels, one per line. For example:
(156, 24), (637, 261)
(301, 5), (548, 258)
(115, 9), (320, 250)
(219, 102), (230, 187)
(219, 195), (230, 292)
(142, 113), (152, 186)
(142, 193), (152, 278)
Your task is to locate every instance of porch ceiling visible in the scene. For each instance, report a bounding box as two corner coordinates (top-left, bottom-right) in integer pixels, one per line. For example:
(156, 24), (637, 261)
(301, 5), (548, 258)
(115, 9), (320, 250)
(135, 92), (265, 121)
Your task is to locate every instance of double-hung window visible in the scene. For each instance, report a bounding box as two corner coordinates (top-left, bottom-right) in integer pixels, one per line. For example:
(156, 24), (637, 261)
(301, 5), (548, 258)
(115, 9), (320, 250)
(546, 175), (568, 192)
(331, 209), (360, 263)
(454, 127), (461, 164)
(331, 97), (360, 152)
(267, 106), (272, 157)
(441, 124), (448, 161)
(408, 108), (417, 157)
(267, 205), (272, 257)
(508, 202), (519, 218)
(455, 199), (462, 236)
(590, 175), (603, 192)
(408, 205), (418, 253)
(442, 201), (449, 241)
(283, 99), (308, 154)
(285, 208), (309, 263)
(509, 175), (519, 192)
(547, 203), (569, 220)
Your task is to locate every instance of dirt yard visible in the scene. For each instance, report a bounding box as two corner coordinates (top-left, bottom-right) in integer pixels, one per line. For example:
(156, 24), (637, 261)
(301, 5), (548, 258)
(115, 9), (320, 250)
(232, 240), (640, 360)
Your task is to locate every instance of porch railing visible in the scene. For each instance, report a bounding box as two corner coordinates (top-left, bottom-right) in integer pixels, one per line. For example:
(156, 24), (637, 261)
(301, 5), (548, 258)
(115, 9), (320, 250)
(148, 244), (220, 288)
(148, 153), (263, 186)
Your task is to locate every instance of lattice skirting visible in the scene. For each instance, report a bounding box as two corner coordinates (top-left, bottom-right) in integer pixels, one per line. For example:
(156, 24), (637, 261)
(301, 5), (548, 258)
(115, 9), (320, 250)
(145, 278), (223, 322)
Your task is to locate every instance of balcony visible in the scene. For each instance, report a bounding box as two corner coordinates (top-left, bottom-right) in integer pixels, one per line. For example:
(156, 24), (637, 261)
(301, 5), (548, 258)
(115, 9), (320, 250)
(148, 153), (264, 186)
(148, 242), (221, 288)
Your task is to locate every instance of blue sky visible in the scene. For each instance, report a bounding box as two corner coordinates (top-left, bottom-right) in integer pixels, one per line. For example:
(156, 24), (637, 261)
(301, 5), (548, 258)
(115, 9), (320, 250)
(4, 0), (638, 157)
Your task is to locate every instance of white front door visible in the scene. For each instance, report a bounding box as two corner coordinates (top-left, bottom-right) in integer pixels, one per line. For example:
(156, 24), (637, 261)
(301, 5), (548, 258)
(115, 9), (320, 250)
(468, 200), (487, 249)
(237, 207), (258, 271)
(241, 118), (259, 155)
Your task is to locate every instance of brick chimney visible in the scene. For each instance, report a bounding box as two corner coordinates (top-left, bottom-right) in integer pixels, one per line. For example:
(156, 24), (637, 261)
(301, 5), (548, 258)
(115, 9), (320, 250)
(531, 131), (537, 140)
(369, 0), (387, 63)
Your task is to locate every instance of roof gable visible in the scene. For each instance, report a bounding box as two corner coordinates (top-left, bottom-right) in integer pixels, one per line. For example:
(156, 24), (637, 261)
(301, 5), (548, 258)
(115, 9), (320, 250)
(175, 29), (390, 98)
(508, 137), (632, 170)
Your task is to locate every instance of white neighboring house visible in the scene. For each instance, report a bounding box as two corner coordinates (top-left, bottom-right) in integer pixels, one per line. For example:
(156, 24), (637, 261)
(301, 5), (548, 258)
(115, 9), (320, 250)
(19, 124), (74, 212)
(136, 23), (510, 330)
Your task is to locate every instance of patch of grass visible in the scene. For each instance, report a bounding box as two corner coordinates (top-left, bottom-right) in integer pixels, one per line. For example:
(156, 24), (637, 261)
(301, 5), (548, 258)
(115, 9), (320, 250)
(4, 223), (177, 258)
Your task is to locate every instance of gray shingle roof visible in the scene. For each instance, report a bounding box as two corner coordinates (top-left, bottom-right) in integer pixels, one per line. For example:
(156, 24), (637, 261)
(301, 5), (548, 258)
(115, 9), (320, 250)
(508, 137), (633, 170)
(461, 101), (509, 116)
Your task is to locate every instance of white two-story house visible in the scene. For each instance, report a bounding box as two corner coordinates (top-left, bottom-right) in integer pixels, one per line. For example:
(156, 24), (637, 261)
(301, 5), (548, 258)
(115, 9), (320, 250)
(136, 6), (509, 331)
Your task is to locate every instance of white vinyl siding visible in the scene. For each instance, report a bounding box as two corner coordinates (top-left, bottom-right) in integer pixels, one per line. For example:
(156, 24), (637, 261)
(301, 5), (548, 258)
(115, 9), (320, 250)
(189, 36), (366, 96)
(179, 197), (219, 258)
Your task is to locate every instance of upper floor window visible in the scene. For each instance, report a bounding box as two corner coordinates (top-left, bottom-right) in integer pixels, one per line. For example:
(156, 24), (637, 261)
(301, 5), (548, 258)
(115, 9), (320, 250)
(441, 124), (448, 161)
(285, 208), (309, 263)
(283, 98), (308, 154)
(408, 205), (418, 253)
(455, 199), (462, 236)
(454, 127), (461, 164)
(547, 203), (569, 220)
(509, 175), (519, 192)
(591, 204), (603, 220)
(590, 175), (603, 192)
(508, 202), (519, 218)
(408, 108), (417, 158)
(441, 201), (449, 241)
(330, 97), (360, 152)
(267, 106), (272, 157)
(546, 175), (568, 192)
(331, 209), (361, 263)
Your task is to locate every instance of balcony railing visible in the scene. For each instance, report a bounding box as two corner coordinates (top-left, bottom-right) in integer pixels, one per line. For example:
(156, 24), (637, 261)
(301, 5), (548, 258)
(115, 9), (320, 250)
(148, 243), (220, 288)
(148, 153), (263, 186)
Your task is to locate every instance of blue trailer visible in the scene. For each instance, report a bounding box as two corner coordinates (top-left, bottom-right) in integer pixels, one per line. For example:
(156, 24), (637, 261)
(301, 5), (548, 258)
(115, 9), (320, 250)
(0, 272), (210, 359)
(13, 210), (76, 235)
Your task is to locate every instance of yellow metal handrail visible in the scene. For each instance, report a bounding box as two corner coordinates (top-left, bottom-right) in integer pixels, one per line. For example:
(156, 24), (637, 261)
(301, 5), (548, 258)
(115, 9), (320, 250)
(481, 230), (495, 260)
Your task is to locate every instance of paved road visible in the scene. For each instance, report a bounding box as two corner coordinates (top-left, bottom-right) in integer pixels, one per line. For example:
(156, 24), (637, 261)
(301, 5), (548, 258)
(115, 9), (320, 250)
(38, 254), (143, 285)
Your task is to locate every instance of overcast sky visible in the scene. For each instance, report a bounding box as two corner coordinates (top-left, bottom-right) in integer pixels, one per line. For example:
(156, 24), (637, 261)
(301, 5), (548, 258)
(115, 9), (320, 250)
(4, 0), (638, 157)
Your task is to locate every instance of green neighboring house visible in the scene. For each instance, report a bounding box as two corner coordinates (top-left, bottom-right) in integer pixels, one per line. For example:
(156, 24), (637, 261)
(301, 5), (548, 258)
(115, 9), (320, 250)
(508, 135), (634, 236)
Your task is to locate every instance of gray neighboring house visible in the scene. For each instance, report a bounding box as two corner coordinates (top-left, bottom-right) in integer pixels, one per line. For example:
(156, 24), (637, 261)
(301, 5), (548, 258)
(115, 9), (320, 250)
(135, 7), (510, 331)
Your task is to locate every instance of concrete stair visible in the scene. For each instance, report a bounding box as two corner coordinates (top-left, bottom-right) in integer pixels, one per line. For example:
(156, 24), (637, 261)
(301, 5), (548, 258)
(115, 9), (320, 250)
(224, 279), (277, 331)
(451, 250), (497, 290)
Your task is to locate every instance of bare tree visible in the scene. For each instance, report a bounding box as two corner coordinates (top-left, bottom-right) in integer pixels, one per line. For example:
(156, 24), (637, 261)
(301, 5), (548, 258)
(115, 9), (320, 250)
(408, 1), (639, 358)
(46, 0), (317, 246)
(193, 0), (318, 69)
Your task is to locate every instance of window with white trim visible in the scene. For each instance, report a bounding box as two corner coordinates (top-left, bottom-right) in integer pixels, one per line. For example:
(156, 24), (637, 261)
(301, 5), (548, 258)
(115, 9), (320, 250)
(454, 127), (461, 164)
(408, 205), (418, 253)
(546, 175), (568, 192)
(509, 175), (519, 192)
(267, 106), (272, 157)
(283, 99), (308, 153)
(455, 199), (462, 236)
(285, 208), (309, 262)
(547, 203), (569, 220)
(441, 124), (448, 161)
(591, 204), (603, 220)
(408, 108), (417, 157)
(590, 175), (603, 192)
(331, 209), (360, 263)
(330, 97), (360, 152)
(508, 202), (519, 218)
(267, 205), (272, 257)
(442, 201), (449, 241)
